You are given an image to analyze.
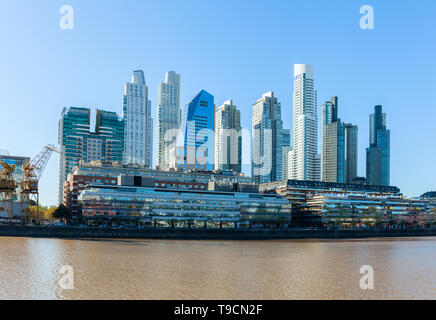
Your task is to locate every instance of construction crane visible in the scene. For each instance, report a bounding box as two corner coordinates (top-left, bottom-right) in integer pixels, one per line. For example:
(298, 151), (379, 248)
(0, 159), (17, 224)
(20, 145), (60, 224)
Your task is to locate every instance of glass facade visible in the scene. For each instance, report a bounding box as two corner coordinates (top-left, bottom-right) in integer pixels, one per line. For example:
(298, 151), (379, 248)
(251, 91), (284, 184)
(321, 97), (358, 184)
(80, 185), (292, 228)
(367, 105), (390, 186)
(307, 192), (429, 227)
(173, 90), (215, 171)
(58, 107), (124, 204)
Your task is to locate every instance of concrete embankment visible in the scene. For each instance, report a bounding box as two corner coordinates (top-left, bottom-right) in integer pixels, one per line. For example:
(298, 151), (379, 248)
(1, 225), (436, 240)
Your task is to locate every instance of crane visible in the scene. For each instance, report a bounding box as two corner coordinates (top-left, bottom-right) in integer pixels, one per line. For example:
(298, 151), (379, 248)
(20, 145), (60, 224)
(0, 159), (17, 224)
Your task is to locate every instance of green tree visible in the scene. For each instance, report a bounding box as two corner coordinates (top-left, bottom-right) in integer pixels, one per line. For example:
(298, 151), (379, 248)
(53, 205), (72, 223)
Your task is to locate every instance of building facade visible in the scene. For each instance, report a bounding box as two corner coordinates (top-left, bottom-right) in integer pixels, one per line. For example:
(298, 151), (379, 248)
(156, 71), (181, 170)
(260, 180), (430, 228)
(366, 105), (390, 186)
(122, 70), (153, 167)
(321, 97), (358, 184)
(58, 107), (124, 203)
(289, 64), (320, 181)
(171, 90), (215, 171)
(63, 161), (252, 214)
(214, 100), (242, 173)
(251, 91), (283, 184)
(80, 179), (292, 229)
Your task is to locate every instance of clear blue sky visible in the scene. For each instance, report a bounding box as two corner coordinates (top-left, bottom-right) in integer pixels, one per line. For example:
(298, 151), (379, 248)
(1, 0), (435, 206)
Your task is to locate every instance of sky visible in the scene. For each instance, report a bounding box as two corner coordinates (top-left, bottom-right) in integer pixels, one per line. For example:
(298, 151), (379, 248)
(0, 0), (435, 206)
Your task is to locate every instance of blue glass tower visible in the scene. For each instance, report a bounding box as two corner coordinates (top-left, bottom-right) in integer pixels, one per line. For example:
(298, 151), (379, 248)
(173, 90), (215, 171)
(366, 105), (390, 186)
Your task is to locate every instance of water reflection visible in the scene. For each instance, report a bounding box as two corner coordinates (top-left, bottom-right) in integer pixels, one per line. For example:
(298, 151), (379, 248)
(0, 237), (435, 300)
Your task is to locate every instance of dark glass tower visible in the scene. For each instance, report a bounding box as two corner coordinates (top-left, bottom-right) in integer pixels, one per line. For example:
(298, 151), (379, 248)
(366, 105), (390, 186)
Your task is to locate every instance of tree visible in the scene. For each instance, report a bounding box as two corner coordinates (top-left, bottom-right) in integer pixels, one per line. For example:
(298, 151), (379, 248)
(53, 205), (73, 223)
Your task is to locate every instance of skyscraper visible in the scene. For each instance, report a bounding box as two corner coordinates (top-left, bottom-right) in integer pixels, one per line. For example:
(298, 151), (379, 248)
(321, 97), (358, 183)
(366, 105), (390, 186)
(170, 90), (215, 171)
(156, 71), (181, 170)
(281, 129), (291, 180)
(344, 123), (358, 183)
(289, 64), (320, 181)
(251, 91), (283, 184)
(58, 107), (124, 203)
(214, 100), (242, 173)
(122, 70), (153, 167)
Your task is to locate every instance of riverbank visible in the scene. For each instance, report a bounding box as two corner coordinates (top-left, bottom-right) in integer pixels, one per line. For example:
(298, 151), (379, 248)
(1, 225), (436, 240)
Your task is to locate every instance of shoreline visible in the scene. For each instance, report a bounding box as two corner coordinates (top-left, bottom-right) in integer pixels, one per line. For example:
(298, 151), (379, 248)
(1, 225), (436, 241)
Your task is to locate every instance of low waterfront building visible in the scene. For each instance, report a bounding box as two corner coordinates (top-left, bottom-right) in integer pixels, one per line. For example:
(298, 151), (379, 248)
(260, 180), (431, 227)
(420, 192), (436, 214)
(80, 178), (292, 228)
(63, 161), (252, 215)
(306, 193), (429, 227)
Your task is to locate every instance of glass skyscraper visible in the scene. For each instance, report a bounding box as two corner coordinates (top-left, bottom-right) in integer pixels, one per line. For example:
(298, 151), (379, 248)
(171, 90), (215, 171)
(251, 91), (283, 184)
(58, 107), (124, 204)
(366, 105), (390, 186)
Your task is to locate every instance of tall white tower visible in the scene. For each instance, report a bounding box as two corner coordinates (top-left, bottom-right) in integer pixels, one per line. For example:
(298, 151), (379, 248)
(122, 70), (153, 167)
(290, 64), (320, 181)
(215, 99), (242, 173)
(156, 71), (180, 169)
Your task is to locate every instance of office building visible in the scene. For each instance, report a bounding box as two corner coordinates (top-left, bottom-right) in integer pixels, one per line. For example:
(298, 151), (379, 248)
(63, 161), (252, 214)
(366, 105), (390, 186)
(170, 90), (215, 171)
(122, 70), (153, 167)
(251, 91), (284, 184)
(156, 71), (181, 169)
(321, 97), (358, 183)
(80, 178), (292, 229)
(260, 180), (429, 227)
(214, 99), (242, 173)
(58, 107), (124, 203)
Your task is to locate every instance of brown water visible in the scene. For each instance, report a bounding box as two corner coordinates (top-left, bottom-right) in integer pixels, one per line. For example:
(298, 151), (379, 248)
(0, 237), (435, 300)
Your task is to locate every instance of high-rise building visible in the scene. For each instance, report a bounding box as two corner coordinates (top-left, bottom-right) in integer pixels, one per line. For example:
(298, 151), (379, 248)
(281, 129), (291, 180)
(214, 99), (242, 173)
(122, 70), (153, 167)
(58, 107), (124, 203)
(156, 71), (181, 170)
(282, 146), (292, 180)
(366, 105), (390, 186)
(321, 97), (358, 183)
(344, 123), (358, 183)
(251, 91), (283, 184)
(170, 90), (215, 171)
(289, 64), (320, 181)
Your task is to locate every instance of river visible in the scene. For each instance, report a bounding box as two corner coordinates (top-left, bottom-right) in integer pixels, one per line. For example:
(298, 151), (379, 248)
(0, 237), (435, 299)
